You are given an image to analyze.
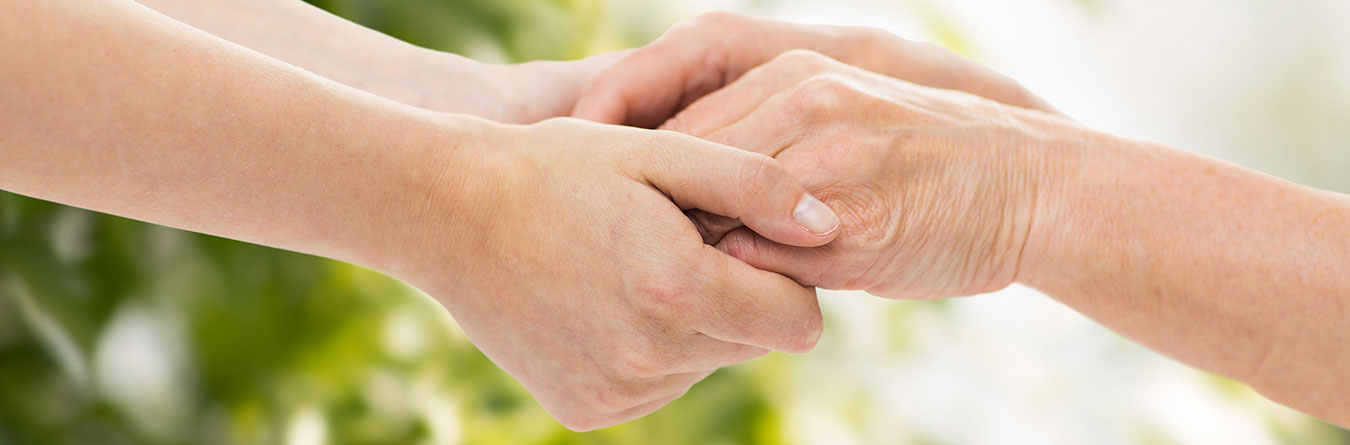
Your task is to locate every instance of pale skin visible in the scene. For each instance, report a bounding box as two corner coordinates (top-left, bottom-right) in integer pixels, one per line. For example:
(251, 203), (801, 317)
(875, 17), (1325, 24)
(2, 2), (1089, 432)
(0, 0), (849, 431)
(572, 11), (1061, 127)
(133, 0), (622, 123)
(8, 0), (1347, 432)
(576, 16), (1350, 426)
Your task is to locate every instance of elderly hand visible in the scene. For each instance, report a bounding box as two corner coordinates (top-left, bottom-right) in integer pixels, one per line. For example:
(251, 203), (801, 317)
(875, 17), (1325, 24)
(573, 11), (1058, 129)
(658, 50), (1350, 428)
(392, 116), (839, 430)
(655, 50), (1080, 299)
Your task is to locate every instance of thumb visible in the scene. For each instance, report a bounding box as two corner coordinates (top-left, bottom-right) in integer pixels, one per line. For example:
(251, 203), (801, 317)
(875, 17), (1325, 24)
(569, 43), (694, 127)
(571, 19), (738, 128)
(638, 134), (840, 247)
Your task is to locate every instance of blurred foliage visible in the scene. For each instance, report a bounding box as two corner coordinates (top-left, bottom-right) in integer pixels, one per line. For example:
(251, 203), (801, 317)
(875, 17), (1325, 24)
(4, 1), (1348, 444)
(0, 1), (784, 444)
(305, 0), (606, 62)
(0, 162), (780, 443)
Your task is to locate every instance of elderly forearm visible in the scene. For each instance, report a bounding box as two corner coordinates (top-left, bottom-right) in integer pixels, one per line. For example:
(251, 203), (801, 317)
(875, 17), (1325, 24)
(0, 0), (475, 271)
(1023, 135), (1350, 426)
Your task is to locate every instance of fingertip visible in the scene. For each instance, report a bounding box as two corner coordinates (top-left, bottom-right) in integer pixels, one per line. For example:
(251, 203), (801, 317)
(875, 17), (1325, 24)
(687, 210), (742, 245)
(791, 193), (841, 245)
(714, 227), (758, 262)
(711, 227), (823, 288)
(745, 195), (840, 249)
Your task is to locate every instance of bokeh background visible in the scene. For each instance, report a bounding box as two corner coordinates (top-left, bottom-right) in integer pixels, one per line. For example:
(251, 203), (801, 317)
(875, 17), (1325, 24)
(2, 0), (1348, 443)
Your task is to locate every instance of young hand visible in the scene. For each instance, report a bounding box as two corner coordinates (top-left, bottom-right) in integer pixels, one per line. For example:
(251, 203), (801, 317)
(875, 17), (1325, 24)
(388, 116), (841, 430)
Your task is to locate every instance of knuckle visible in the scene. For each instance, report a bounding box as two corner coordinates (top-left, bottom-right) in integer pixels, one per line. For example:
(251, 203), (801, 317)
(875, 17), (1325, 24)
(786, 310), (826, 353)
(693, 10), (747, 28)
(854, 26), (900, 49)
(734, 154), (786, 204)
(633, 269), (696, 320)
(786, 74), (855, 121)
(799, 74), (854, 100)
(614, 341), (667, 377)
(771, 49), (833, 72)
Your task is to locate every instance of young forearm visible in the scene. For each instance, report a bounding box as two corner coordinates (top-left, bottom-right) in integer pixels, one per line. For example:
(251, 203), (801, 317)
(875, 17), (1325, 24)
(134, 0), (615, 123)
(134, 0), (520, 120)
(136, 0), (426, 72)
(1024, 134), (1350, 425)
(0, 0), (473, 270)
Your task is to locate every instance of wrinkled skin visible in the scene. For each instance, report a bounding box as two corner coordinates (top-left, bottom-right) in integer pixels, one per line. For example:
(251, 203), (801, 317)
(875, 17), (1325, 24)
(657, 51), (1075, 299)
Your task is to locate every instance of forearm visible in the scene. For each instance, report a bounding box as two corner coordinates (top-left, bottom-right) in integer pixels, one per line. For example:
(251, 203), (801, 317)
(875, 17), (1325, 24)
(134, 0), (519, 119)
(0, 0), (478, 271)
(1024, 133), (1350, 425)
(134, 0), (617, 123)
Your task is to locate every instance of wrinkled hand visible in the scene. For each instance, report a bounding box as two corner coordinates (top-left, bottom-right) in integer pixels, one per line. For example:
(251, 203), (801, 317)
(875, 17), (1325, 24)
(661, 50), (1082, 300)
(573, 11), (1058, 128)
(395, 117), (839, 430)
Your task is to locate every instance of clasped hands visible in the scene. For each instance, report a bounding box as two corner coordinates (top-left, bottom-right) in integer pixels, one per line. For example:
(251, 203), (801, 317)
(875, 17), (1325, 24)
(394, 12), (1085, 430)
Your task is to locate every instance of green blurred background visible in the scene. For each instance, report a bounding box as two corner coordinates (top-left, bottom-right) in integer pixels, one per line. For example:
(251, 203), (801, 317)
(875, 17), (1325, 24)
(2, 0), (1348, 444)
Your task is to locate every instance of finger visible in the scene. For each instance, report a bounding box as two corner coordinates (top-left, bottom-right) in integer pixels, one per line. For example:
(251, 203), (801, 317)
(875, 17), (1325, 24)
(715, 227), (833, 289)
(691, 244), (824, 354)
(696, 86), (813, 158)
(660, 333), (770, 375)
(571, 25), (735, 128)
(637, 134), (840, 246)
(604, 370), (711, 413)
(573, 12), (892, 128)
(627, 370), (712, 409)
(686, 209), (744, 245)
(567, 371), (709, 431)
(659, 49), (837, 138)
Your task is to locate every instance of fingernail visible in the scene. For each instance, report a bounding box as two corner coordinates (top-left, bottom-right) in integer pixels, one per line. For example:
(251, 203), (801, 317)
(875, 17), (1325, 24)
(792, 194), (840, 235)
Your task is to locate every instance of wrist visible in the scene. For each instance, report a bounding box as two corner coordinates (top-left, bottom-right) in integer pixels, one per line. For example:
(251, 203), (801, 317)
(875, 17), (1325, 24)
(354, 112), (513, 282)
(1015, 122), (1137, 296)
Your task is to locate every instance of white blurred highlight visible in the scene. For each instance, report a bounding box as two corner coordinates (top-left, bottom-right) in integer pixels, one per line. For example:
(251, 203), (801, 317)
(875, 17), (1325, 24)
(93, 304), (192, 440)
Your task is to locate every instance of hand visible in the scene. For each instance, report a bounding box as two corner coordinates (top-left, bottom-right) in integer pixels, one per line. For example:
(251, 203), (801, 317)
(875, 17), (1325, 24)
(654, 50), (1350, 427)
(572, 11), (1059, 128)
(386, 116), (840, 430)
(389, 50), (628, 124)
(660, 50), (1079, 300)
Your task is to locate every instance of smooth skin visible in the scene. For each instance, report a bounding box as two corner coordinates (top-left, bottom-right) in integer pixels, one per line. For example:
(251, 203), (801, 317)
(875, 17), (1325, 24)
(135, 0), (619, 123)
(631, 49), (1350, 427)
(0, 0), (843, 431)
